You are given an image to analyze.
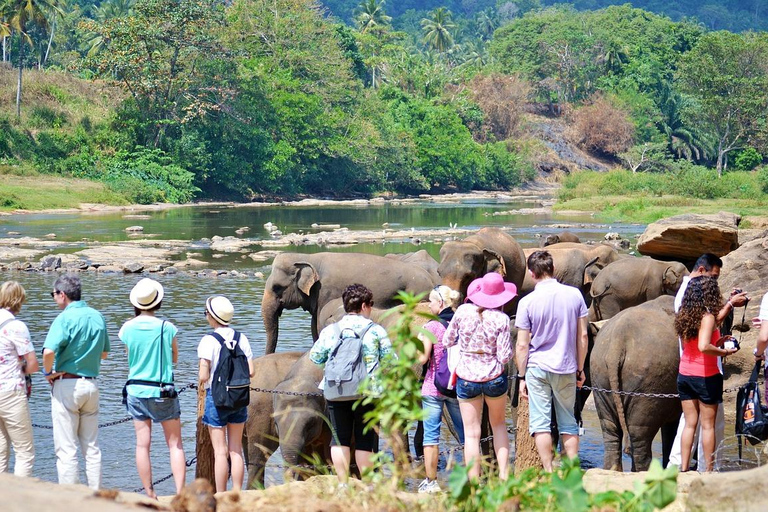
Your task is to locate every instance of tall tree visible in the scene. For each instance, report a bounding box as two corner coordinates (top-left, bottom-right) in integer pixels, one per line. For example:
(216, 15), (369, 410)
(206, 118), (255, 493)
(678, 31), (768, 175)
(355, 0), (390, 34)
(421, 7), (455, 53)
(5, 0), (61, 117)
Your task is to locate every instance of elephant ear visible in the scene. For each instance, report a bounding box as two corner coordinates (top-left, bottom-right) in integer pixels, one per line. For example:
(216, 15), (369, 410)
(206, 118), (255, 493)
(662, 266), (682, 293)
(583, 256), (600, 284)
(483, 249), (507, 277)
(294, 262), (319, 296)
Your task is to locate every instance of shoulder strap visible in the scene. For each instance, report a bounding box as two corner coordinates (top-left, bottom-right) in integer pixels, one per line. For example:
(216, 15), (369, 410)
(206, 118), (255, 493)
(750, 360), (763, 383)
(210, 332), (226, 345)
(0, 318), (16, 331)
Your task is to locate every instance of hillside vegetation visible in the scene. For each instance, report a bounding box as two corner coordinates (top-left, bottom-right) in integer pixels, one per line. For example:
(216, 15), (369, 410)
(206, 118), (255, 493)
(1, 0), (767, 207)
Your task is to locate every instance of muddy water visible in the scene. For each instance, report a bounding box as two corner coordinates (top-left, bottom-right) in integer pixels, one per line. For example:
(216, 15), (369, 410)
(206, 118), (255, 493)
(0, 199), (650, 493)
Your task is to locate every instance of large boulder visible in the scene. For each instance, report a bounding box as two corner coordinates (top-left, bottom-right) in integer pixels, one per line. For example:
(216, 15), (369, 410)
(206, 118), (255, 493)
(720, 232), (768, 320)
(637, 212), (740, 262)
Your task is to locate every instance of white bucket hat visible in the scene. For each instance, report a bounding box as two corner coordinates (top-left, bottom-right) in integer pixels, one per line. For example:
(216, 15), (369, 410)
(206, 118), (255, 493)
(130, 278), (164, 310)
(206, 295), (234, 325)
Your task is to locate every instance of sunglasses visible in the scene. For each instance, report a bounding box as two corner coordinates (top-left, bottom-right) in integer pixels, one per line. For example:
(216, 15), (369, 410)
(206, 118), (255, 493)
(50, 290), (60, 298)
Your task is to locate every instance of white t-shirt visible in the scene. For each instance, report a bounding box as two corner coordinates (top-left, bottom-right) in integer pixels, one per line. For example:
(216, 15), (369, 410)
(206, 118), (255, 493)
(0, 309), (34, 393)
(759, 294), (768, 321)
(197, 327), (253, 389)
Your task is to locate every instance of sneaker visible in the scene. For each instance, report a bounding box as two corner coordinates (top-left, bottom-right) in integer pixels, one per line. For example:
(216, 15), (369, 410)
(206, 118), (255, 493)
(417, 478), (441, 494)
(335, 482), (349, 497)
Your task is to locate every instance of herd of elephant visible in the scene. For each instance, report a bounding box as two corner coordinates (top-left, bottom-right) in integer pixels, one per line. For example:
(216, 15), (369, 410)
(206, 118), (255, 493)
(244, 227), (692, 486)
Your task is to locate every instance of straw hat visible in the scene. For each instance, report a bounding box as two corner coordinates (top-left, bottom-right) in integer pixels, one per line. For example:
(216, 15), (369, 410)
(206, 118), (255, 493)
(466, 272), (517, 309)
(129, 278), (164, 310)
(206, 296), (234, 325)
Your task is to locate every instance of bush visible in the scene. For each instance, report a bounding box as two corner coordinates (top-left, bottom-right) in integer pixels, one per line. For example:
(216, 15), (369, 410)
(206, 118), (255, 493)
(570, 95), (635, 156)
(469, 73), (532, 141)
(103, 148), (199, 204)
(28, 106), (68, 129)
(734, 147), (763, 171)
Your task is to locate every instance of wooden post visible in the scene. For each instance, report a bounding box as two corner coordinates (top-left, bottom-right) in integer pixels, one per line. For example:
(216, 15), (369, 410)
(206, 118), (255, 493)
(514, 398), (543, 473)
(195, 385), (215, 485)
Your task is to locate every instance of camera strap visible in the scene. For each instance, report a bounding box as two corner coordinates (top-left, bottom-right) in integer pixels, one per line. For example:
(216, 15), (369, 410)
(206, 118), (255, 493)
(122, 320), (173, 404)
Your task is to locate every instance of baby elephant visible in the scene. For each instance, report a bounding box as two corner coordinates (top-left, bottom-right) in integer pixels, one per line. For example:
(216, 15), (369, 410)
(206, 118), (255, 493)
(589, 257), (688, 321)
(541, 231), (580, 247)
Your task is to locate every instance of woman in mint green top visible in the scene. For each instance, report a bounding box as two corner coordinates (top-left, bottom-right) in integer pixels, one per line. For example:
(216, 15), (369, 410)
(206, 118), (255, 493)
(119, 278), (185, 499)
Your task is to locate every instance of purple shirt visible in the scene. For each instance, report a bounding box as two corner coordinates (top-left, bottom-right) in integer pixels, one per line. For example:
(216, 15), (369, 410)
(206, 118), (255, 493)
(514, 278), (587, 374)
(443, 304), (512, 382)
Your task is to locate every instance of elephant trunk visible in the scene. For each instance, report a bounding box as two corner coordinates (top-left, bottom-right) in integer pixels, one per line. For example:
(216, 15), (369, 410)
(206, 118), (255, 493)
(262, 287), (283, 355)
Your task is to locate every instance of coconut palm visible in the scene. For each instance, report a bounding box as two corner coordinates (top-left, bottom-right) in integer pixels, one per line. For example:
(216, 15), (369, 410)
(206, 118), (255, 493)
(6, 0), (62, 117)
(1, 0), (12, 62)
(355, 0), (390, 35)
(475, 9), (496, 41)
(657, 86), (713, 162)
(81, 0), (135, 56)
(421, 7), (455, 53)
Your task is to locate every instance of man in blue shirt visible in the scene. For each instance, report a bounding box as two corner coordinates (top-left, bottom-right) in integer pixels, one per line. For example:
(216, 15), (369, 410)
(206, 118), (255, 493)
(42, 274), (110, 490)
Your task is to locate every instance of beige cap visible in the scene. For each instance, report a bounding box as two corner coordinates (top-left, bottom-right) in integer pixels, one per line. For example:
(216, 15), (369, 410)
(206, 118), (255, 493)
(206, 296), (234, 325)
(130, 278), (164, 310)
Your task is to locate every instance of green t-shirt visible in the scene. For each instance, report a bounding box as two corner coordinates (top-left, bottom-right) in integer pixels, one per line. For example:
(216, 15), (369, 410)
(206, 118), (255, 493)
(43, 301), (110, 377)
(119, 316), (178, 398)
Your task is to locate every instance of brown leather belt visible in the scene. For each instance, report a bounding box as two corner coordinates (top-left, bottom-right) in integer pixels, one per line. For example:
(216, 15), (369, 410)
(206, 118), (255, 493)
(59, 373), (95, 380)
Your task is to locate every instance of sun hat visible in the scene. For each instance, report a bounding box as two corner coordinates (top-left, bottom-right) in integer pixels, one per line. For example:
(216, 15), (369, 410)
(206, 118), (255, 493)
(466, 272), (517, 309)
(206, 295), (234, 325)
(129, 278), (164, 310)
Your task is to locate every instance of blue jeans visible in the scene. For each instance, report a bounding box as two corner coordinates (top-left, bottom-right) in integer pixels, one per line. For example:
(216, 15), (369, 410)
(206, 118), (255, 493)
(422, 395), (465, 445)
(456, 373), (508, 401)
(526, 367), (578, 436)
(202, 391), (247, 428)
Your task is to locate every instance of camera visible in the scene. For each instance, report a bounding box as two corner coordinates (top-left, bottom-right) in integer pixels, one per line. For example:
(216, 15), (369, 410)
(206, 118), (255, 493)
(160, 384), (178, 399)
(722, 336), (740, 351)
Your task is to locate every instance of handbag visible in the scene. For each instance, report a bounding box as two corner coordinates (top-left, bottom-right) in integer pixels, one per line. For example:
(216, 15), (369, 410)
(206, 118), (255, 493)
(735, 360), (768, 445)
(122, 320), (176, 404)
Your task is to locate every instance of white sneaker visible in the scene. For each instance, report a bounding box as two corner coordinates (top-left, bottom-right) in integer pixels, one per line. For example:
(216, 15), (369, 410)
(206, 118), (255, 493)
(417, 478), (441, 494)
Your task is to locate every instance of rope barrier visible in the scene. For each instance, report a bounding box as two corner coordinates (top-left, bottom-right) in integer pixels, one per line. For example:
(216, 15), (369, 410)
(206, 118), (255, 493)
(580, 383), (742, 399)
(131, 456), (198, 494)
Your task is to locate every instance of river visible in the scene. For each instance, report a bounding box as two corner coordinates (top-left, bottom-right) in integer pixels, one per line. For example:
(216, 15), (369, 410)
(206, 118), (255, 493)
(0, 197), (650, 493)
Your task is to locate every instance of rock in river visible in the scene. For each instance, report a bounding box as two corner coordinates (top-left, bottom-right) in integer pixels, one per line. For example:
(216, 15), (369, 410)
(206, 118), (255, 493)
(636, 212), (740, 262)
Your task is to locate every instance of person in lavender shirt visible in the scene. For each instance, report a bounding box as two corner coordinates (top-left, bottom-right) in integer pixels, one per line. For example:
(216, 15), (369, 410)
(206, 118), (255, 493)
(515, 250), (588, 471)
(444, 272), (516, 481)
(416, 285), (464, 493)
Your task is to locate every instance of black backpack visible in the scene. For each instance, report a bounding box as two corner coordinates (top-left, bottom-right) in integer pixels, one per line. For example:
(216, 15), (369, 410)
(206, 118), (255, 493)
(210, 331), (251, 410)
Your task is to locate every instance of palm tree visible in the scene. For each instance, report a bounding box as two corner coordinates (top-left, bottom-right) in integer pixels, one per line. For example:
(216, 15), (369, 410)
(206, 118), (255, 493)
(355, 0), (390, 35)
(475, 9), (496, 41)
(421, 7), (455, 53)
(81, 0), (135, 56)
(6, 0), (62, 117)
(657, 86), (712, 162)
(1, 0), (12, 62)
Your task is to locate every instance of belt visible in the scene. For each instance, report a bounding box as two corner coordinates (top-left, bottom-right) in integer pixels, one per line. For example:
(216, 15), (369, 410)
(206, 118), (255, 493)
(59, 373), (96, 380)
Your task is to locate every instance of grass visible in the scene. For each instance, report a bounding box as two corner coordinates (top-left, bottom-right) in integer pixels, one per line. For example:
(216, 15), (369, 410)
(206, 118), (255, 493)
(0, 174), (128, 211)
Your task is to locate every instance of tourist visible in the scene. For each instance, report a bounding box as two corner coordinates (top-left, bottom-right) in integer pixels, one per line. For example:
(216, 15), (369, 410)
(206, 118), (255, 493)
(198, 295), (254, 492)
(515, 250), (588, 472)
(120, 278), (185, 498)
(675, 275), (738, 472)
(668, 253), (748, 471)
(0, 281), (38, 477)
(43, 274), (110, 490)
(310, 284), (392, 488)
(444, 272), (515, 481)
(416, 285), (464, 493)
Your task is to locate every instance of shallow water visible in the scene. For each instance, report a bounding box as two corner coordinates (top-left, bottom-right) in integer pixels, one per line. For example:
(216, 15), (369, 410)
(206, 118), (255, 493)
(0, 199), (650, 494)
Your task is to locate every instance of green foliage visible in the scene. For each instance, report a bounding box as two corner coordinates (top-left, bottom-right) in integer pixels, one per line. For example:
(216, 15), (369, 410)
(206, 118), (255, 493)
(446, 457), (678, 512)
(758, 166), (768, 195)
(734, 147), (763, 172)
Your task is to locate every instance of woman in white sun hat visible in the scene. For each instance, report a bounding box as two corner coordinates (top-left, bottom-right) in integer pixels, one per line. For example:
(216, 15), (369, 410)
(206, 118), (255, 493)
(443, 272), (516, 481)
(197, 295), (255, 492)
(119, 278), (185, 499)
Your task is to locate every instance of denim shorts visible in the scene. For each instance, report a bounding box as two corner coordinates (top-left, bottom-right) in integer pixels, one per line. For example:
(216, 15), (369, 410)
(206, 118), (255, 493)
(126, 393), (181, 422)
(423, 395), (464, 445)
(456, 373), (508, 401)
(202, 391), (247, 428)
(526, 366), (578, 436)
(678, 373), (723, 405)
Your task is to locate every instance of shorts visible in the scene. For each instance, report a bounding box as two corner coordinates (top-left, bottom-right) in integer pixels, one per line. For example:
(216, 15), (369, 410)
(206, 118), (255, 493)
(125, 393), (181, 423)
(422, 395), (465, 446)
(202, 391), (247, 428)
(526, 366), (578, 436)
(326, 400), (379, 452)
(677, 374), (723, 405)
(456, 373), (508, 401)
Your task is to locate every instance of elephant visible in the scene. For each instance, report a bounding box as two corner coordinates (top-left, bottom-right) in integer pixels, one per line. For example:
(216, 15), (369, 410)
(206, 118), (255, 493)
(244, 351), (304, 488)
(437, 227), (526, 312)
(385, 250), (441, 286)
(589, 257), (689, 321)
(589, 295), (681, 471)
(262, 252), (435, 354)
(521, 243), (622, 303)
(541, 231), (581, 247)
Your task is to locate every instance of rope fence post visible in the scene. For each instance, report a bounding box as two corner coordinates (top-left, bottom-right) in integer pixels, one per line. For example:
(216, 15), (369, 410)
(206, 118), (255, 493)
(195, 384), (215, 486)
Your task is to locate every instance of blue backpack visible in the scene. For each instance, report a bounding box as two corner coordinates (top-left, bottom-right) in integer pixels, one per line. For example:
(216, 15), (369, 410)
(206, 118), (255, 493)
(323, 322), (376, 402)
(210, 331), (251, 410)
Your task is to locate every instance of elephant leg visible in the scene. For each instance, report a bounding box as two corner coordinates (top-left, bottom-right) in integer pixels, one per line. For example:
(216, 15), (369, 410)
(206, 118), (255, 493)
(660, 422), (678, 468)
(245, 435), (279, 489)
(628, 425), (656, 472)
(594, 392), (622, 470)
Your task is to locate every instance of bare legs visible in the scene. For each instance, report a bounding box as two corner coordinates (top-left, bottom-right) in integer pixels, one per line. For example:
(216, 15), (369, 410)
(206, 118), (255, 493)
(459, 396), (509, 480)
(133, 418), (186, 498)
(330, 445), (374, 484)
(208, 422), (246, 492)
(424, 445), (439, 480)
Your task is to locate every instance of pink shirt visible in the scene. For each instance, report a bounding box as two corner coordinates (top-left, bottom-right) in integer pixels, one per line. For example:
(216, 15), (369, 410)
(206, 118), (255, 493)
(680, 329), (721, 378)
(421, 320), (446, 397)
(443, 304), (512, 383)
